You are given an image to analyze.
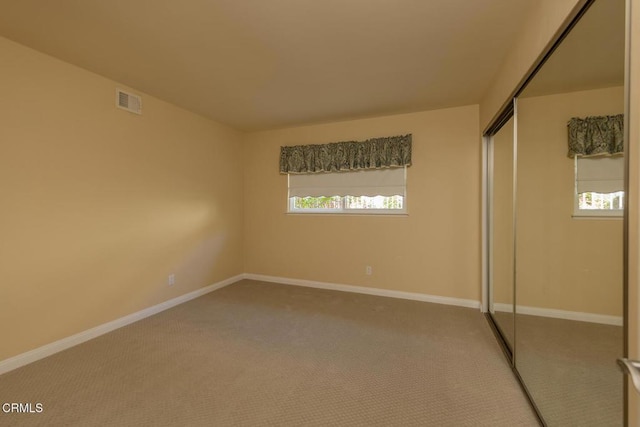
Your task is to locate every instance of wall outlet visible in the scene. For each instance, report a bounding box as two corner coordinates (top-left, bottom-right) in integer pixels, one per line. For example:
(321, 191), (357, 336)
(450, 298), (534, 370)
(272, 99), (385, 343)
(365, 266), (372, 276)
(168, 274), (175, 286)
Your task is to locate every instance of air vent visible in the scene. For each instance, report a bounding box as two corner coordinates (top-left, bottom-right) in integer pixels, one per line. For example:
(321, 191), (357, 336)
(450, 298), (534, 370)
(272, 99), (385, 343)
(116, 89), (142, 114)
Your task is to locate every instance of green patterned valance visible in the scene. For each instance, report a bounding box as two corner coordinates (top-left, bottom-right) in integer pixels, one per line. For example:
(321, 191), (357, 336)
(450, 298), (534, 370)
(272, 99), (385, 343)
(568, 114), (624, 158)
(279, 134), (412, 174)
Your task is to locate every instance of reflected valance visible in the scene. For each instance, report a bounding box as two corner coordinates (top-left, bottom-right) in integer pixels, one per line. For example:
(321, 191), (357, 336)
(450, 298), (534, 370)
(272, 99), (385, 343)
(567, 114), (624, 158)
(279, 134), (412, 174)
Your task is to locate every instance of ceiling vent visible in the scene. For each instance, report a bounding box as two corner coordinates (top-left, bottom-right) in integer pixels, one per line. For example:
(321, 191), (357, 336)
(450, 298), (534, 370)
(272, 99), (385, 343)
(116, 88), (142, 114)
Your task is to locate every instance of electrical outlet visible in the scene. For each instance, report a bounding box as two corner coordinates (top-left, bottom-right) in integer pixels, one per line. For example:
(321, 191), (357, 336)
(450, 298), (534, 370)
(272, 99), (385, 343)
(168, 274), (175, 286)
(365, 266), (372, 276)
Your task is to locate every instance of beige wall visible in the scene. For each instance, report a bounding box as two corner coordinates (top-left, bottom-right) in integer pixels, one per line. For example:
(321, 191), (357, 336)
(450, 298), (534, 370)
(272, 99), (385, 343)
(516, 87), (624, 316)
(0, 36), (244, 361)
(243, 106), (481, 301)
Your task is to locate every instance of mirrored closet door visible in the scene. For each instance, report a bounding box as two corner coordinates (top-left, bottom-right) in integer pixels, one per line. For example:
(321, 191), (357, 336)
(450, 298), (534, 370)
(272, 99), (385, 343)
(488, 112), (516, 357)
(515, 0), (625, 424)
(486, 0), (626, 425)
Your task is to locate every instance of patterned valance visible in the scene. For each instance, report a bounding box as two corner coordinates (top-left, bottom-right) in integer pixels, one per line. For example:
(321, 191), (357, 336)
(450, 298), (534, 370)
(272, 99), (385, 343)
(279, 134), (412, 174)
(567, 114), (624, 158)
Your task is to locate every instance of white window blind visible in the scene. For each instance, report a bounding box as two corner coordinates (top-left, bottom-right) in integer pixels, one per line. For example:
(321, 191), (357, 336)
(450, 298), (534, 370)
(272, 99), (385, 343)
(289, 167), (405, 198)
(576, 156), (624, 194)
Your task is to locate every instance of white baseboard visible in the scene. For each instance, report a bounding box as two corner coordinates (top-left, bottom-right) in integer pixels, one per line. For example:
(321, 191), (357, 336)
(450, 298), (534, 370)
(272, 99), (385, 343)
(0, 273), (484, 375)
(493, 302), (623, 326)
(0, 274), (244, 376)
(244, 273), (481, 310)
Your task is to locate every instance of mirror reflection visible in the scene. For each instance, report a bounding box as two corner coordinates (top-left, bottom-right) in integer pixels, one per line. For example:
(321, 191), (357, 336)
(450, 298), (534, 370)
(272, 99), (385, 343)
(515, 0), (625, 425)
(489, 114), (515, 353)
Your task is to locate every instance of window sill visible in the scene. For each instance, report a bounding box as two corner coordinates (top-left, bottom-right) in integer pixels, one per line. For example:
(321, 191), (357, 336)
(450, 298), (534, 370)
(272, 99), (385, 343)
(286, 211), (408, 217)
(571, 214), (623, 220)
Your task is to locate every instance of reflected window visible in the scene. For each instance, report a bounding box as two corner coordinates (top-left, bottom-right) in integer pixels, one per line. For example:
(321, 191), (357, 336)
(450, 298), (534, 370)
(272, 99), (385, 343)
(574, 156), (624, 217)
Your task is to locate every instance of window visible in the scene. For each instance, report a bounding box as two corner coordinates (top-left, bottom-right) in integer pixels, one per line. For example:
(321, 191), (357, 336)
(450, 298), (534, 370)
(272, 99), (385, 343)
(574, 156), (624, 217)
(288, 167), (406, 214)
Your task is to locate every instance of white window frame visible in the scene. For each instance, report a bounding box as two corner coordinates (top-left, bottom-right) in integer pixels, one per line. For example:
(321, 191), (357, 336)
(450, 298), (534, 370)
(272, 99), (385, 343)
(287, 167), (407, 215)
(573, 156), (624, 218)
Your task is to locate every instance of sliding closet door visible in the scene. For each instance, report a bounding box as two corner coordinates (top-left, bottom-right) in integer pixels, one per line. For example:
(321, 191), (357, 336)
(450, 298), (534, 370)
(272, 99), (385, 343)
(488, 111), (515, 356)
(514, 0), (625, 424)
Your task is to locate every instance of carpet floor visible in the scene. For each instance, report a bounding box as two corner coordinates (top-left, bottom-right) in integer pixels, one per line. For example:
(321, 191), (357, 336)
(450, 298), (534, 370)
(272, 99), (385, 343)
(492, 311), (623, 426)
(0, 280), (539, 426)
(517, 314), (623, 427)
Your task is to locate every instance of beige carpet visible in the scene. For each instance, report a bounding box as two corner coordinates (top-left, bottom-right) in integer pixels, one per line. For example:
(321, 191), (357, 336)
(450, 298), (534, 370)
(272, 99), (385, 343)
(492, 311), (623, 426)
(515, 314), (623, 427)
(0, 280), (538, 426)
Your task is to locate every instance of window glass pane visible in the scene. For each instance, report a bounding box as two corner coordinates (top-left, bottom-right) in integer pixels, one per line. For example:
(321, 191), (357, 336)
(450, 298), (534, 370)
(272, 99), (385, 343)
(344, 195), (403, 210)
(292, 196), (342, 210)
(290, 195), (404, 212)
(577, 191), (624, 210)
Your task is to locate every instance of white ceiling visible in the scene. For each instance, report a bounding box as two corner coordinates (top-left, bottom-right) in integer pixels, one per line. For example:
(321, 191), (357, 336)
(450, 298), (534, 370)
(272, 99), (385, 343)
(0, 0), (535, 131)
